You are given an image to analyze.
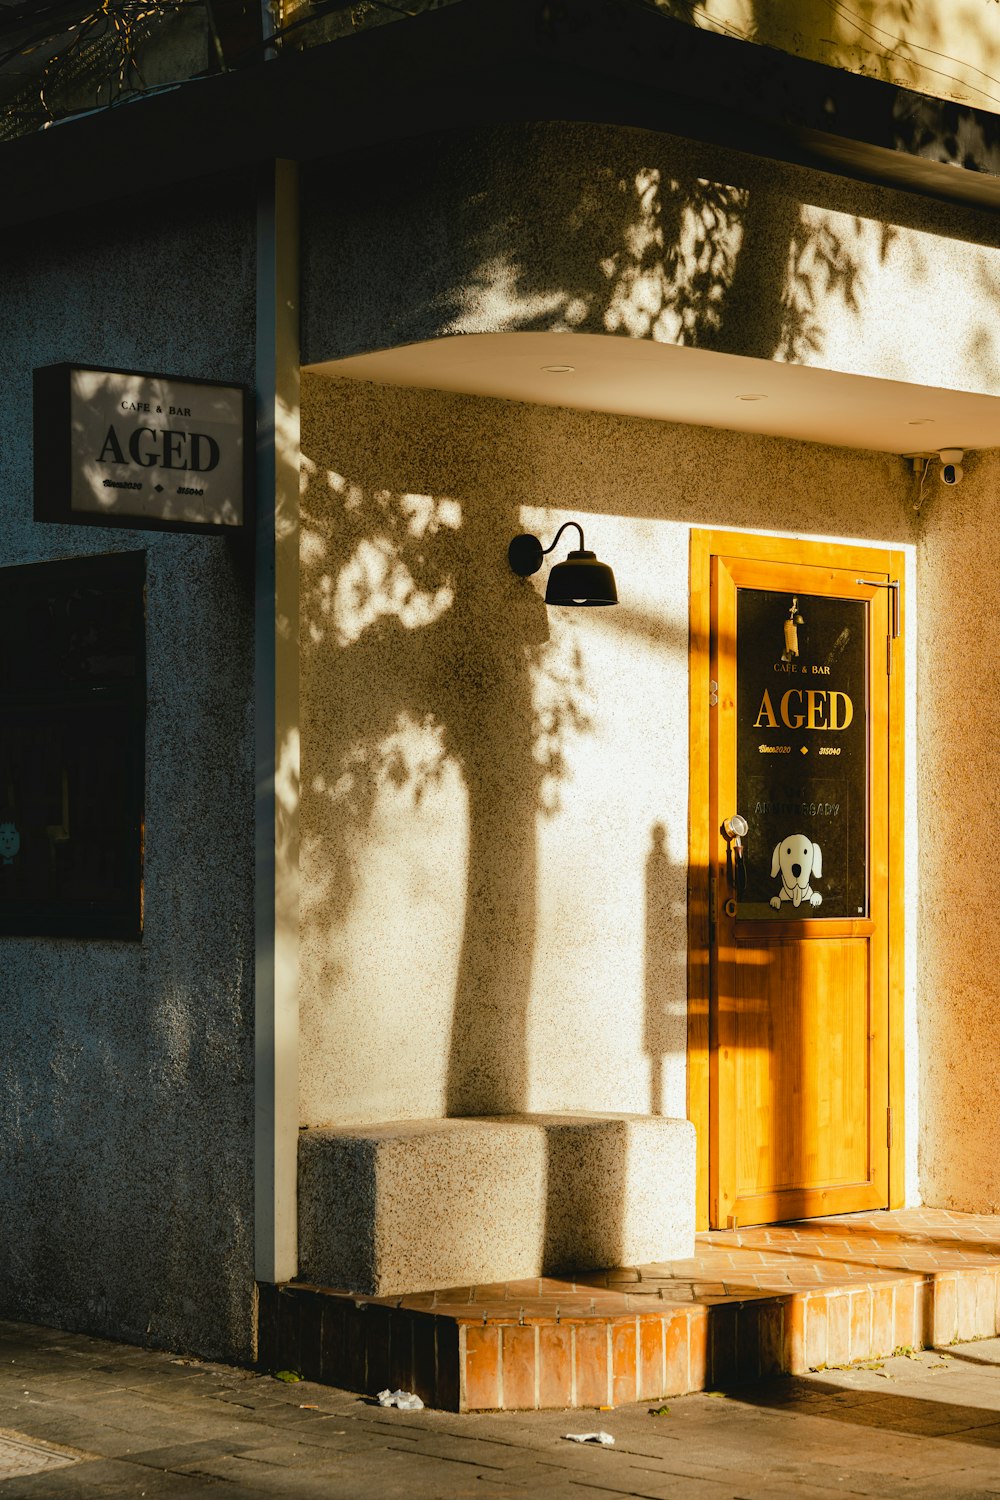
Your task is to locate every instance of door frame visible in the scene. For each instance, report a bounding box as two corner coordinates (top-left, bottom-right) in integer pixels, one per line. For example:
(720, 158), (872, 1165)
(688, 529), (906, 1232)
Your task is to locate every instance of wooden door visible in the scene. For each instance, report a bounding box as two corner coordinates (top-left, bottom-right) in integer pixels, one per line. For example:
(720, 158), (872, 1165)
(690, 535), (903, 1230)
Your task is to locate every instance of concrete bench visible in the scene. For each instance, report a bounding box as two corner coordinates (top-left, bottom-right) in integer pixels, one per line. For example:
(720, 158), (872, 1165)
(297, 1112), (696, 1296)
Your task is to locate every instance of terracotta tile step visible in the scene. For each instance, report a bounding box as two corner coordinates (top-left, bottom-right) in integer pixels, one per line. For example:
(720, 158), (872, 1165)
(256, 1261), (1000, 1413)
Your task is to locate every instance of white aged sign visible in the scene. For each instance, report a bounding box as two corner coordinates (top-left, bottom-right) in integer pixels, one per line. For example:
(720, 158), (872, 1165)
(34, 365), (250, 532)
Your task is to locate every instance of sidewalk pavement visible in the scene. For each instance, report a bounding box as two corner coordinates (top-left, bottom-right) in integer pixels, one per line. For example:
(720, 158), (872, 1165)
(1, 1318), (999, 1499)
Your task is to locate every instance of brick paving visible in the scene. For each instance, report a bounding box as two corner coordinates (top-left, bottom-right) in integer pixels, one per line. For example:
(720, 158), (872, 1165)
(3, 1317), (1000, 1497)
(262, 1208), (1000, 1410)
(395, 1209), (1000, 1313)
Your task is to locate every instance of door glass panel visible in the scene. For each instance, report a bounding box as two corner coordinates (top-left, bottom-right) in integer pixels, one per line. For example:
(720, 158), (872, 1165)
(735, 588), (867, 919)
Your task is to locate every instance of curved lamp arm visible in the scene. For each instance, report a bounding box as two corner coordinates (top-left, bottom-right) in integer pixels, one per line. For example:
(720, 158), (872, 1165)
(508, 521), (587, 577)
(541, 520), (586, 556)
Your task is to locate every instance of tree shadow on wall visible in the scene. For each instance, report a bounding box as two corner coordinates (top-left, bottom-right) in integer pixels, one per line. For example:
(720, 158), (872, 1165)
(497, 0), (1000, 364)
(493, 149), (866, 366)
(311, 0), (1000, 380)
(345, 112), (876, 372)
(298, 435), (592, 1117)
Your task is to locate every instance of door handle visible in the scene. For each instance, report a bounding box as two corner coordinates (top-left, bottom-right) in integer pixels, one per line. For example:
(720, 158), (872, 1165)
(722, 814), (748, 909)
(723, 813), (748, 851)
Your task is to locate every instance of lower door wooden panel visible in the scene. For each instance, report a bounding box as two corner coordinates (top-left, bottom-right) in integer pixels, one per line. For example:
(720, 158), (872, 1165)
(727, 930), (881, 1225)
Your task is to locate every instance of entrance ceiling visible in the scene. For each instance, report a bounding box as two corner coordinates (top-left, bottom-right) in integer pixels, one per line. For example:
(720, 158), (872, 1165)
(309, 333), (1000, 457)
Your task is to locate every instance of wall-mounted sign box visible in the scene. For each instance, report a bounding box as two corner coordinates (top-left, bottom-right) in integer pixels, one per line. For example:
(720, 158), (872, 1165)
(34, 364), (252, 533)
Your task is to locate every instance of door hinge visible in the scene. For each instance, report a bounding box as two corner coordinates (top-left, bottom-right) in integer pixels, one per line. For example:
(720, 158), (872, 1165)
(709, 679), (718, 707)
(858, 577), (900, 675)
(887, 1107), (893, 1148)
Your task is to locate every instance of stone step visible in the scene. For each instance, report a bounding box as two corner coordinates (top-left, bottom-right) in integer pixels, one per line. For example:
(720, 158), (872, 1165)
(298, 1113), (696, 1296)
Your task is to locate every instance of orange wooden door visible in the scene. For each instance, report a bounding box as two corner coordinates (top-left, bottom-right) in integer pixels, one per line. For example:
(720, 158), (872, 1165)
(708, 550), (898, 1229)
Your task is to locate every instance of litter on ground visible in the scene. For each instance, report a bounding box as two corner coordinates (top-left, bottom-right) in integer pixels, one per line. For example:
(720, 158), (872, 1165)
(376, 1388), (424, 1410)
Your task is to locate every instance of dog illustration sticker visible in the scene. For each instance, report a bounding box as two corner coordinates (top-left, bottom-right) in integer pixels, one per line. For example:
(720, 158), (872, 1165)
(770, 834), (822, 909)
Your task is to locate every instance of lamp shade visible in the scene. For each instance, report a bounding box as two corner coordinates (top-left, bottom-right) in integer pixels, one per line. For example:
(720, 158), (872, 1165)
(544, 548), (618, 606)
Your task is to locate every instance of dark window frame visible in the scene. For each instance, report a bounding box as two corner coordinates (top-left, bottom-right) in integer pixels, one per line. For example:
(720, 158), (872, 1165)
(0, 550), (145, 940)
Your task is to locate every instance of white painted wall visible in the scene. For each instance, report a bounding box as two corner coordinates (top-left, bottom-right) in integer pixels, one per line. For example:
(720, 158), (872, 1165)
(298, 372), (924, 1204)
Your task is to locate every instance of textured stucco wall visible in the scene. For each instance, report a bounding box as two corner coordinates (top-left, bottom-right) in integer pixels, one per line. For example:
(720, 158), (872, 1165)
(299, 372), (916, 1137)
(916, 449), (1000, 1213)
(302, 122), (1000, 403)
(0, 176), (258, 1360)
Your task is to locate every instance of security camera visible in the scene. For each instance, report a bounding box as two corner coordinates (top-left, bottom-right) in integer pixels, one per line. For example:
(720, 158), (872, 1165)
(940, 448), (964, 486)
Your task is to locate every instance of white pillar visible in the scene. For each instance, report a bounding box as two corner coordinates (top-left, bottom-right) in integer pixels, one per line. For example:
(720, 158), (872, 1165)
(255, 158), (300, 1285)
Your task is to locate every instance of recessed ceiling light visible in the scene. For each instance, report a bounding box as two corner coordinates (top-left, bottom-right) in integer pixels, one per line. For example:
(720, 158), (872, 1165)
(542, 364), (575, 373)
(737, 393), (767, 401)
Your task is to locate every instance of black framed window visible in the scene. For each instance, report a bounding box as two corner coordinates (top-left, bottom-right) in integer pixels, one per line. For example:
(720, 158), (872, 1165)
(0, 551), (145, 938)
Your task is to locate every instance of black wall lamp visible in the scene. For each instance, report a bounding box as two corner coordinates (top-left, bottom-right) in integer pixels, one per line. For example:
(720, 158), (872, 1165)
(507, 521), (618, 606)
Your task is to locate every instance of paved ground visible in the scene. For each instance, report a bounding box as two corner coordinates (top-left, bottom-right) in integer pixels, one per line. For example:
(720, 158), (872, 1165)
(1, 1319), (1000, 1498)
